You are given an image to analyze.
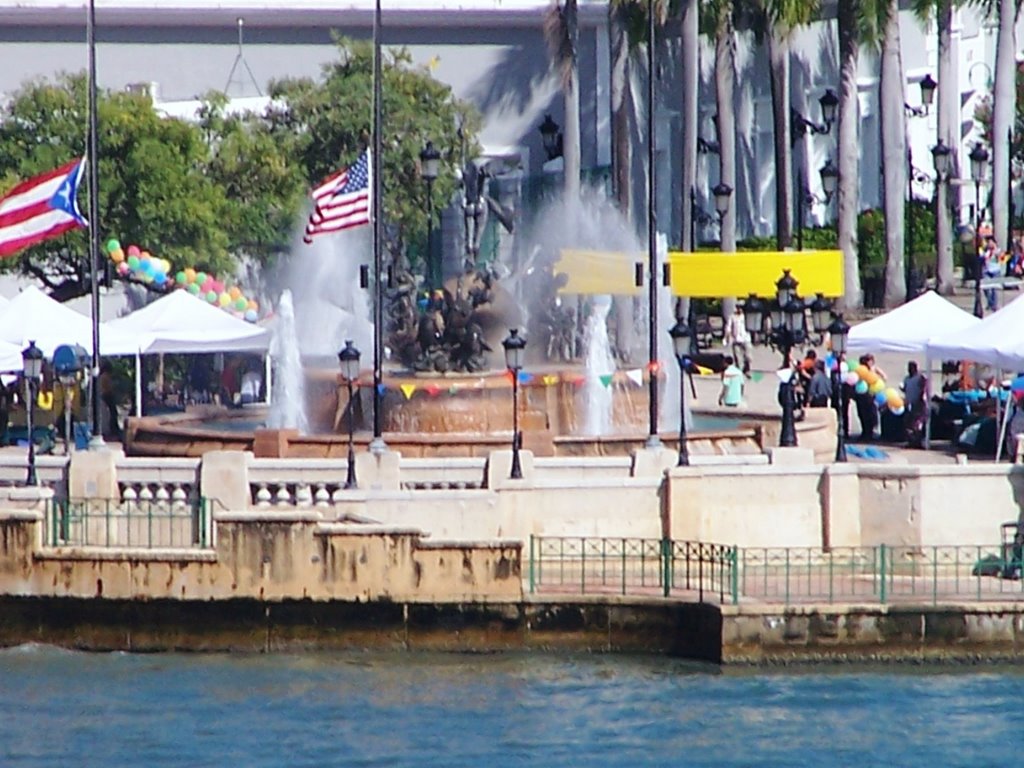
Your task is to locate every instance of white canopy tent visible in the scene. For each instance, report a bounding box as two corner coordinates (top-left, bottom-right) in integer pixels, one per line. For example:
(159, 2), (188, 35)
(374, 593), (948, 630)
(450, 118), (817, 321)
(848, 291), (980, 354)
(0, 285), (138, 356)
(106, 290), (272, 416)
(926, 292), (1024, 370)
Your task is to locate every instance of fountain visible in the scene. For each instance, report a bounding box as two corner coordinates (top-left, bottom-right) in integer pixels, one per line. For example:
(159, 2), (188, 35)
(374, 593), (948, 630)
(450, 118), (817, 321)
(124, 190), (761, 459)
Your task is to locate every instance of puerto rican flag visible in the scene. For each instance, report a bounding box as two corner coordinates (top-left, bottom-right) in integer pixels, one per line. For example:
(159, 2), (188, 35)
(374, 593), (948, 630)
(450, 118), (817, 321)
(0, 159), (88, 258)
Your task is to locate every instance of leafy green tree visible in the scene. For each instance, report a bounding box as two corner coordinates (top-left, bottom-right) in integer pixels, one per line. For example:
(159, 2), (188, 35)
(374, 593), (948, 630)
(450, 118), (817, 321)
(265, 38), (478, 267)
(0, 73), (237, 301)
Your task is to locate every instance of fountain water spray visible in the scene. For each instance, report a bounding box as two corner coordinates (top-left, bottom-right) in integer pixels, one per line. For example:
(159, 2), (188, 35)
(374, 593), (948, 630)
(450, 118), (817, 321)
(582, 295), (615, 435)
(267, 289), (309, 433)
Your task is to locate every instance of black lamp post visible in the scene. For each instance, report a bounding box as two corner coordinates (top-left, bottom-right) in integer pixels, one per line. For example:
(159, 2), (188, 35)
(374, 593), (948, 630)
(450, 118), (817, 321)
(419, 140), (441, 290)
(712, 182), (732, 225)
(919, 73), (937, 113)
(538, 114), (563, 161)
(22, 341), (43, 486)
(743, 293), (765, 345)
(668, 318), (692, 467)
(54, 349), (81, 455)
(820, 158), (838, 202)
(502, 328), (527, 479)
(338, 340), (361, 489)
(809, 293), (832, 343)
(970, 141), (990, 318)
(827, 314), (850, 462)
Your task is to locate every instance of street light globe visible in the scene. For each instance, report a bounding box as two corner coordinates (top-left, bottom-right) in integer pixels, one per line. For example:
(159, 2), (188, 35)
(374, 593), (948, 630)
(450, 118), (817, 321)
(919, 73), (937, 108)
(502, 328), (527, 371)
(809, 293), (833, 335)
(712, 182), (732, 217)
(827, 314), (851, 356)
(21, 340), (43, 381)
(776, 269), (798, 307)
(931, 139), (951, 178)
(970, 142), (990, 182)
(419, 140), (441, 182)
(668, 318), (692, 360)
(819, 89), (839, 126)
(742, 294), (765, 336)
(337, 340), (361, 381)
(819, 158), (838, 198)
(538, 114), (561, 159)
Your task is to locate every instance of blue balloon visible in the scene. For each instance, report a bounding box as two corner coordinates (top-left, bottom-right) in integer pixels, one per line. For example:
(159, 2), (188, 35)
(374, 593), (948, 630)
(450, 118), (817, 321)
(874, 391), (887, 406)
(855, 380), (868, 395)
(153, 272), (167, 285)
(244, 309), (258, 322)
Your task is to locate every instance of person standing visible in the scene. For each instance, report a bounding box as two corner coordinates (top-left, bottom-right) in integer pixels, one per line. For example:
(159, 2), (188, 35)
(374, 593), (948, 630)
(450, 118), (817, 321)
(718, 355), (745, 407)
(99, 362), (122, 440)
(724, 305), (752, 375)
(807, 360), (831, 407)
(902, 360), (928, 448)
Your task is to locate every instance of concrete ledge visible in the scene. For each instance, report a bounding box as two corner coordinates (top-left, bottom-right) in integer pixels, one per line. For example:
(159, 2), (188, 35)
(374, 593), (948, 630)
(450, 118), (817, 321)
(417, 538), (522, 550)
(0, 509), (45, 521)
(216, 510), (325, 523)
(315, 523), (426, 537)
(35, 547), (218, 562)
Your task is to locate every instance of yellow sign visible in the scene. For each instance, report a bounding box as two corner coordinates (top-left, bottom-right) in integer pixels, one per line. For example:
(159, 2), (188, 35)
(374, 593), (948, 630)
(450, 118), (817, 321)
(667, 250), (844, 298)
(554, 249), (643, 296)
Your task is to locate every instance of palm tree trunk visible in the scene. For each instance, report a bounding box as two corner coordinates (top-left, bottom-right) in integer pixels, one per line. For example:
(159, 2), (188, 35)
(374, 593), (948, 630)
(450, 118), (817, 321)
(880, 0), (907, 307)
(680, 0), (699, 252)
(563, 0), (581, 200)
(934, 0), (955, 294)
(837, 1), (862, 308)
(716, 4), (737, 318)
(767, 30), (793, 250)
(610, 5), (632, 217)
(991, 0), (1017, 251)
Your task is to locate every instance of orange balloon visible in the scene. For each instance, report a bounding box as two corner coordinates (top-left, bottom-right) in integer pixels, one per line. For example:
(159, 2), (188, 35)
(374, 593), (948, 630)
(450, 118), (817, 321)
(111, 248), (125, 263)
(229, 286), (241, 300)
(247, 300), (258, 312)
(184, 268), (196, 283)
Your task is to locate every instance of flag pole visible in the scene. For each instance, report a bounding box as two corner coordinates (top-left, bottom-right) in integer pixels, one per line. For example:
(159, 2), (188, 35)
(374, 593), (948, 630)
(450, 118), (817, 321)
(369, 0), (386, 454)
(86, 0), (104, 448)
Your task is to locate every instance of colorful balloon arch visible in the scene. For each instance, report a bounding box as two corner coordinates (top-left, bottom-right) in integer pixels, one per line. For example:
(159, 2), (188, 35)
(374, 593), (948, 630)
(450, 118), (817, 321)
(825, 354), (905, 416)
(104, 238), (259, 323)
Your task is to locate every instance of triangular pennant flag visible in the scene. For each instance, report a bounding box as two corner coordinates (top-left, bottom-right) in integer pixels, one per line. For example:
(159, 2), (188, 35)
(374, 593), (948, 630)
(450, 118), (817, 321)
(647, 361), (662, 374)
(599, 374), (614, 388)
(517, 371), (532, 384)
(625, 369), (644, 387)
(400, 383), (417, 400)
(750, 371), (764, 383)
(448, 385), (459, 395)
(571, 374), (585, 387)
(376, 383), (387, 396)
(542, 374), (559, 386)
(425, 383), (441, 396)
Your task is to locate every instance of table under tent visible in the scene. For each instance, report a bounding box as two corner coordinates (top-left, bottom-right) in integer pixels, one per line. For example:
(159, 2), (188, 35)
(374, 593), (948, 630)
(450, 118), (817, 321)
(106, 290), (272, 418)
(926, 292), (1024, 459)
(847, 290), (981, 449)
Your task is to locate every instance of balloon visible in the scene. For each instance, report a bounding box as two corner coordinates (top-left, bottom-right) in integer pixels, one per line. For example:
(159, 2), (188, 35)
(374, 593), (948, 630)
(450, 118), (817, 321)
(126, 255), (140, 270)
(234, 297), (247, 311)
(855, 380), (869, 395)
(154, 272), (167, 286)
(244, 309), (258, 322)
(218, 292), (231, 307)
(200, 281), (213, 294)
(206, 291), (218, 303)
(247, 300), (258, 312)
(839, 361), (849, 375)
(212, 280), (224, 294)
(188, 283), (201, 295)
(160, 259), (170, 274)
(195, 272), (207, 286)
(175, 271), (187, 284)
(184, 268), (196, 283)
(874, 391), (887, 406)
(891, 406), (905, 417)
(140, 259), (153, 274)
(869, 380), (885, 395)
(117, 262), (130, 276)
(862, 371), (879, 387)
(844, 372), (859, 386)
(111, 248), (125, 264)
(127, 244), (141, 257)
(855, 365), (870, 380)
(105, 238), (120, 254)
(229, 286), (241, 300)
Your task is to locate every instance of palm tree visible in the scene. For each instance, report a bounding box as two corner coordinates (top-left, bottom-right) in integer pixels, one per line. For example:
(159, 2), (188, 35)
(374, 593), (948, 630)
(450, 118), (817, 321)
(756, 0), (820, 250)
(680, 0), (699, 254)
(544, 0), (581, 199)
(987, 0), (1020, 251)
(878, 0), (908, 307)
(911, 0), (960, 295)
(836, 0), (863, 308)
(610, 1), (634, 217)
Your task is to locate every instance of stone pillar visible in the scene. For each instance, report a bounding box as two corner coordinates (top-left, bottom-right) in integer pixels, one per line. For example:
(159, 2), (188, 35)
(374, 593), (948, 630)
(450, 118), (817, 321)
(200, 450), (252, 512)
(822, 463), (861, 549)
(486, 449), (535, 489)
(355, 449), (401, 492)
(630, 446), (677, 478)
(663, 466), (704, 541)
(766, 446), (815, 465)
(69, 449), (123, 500)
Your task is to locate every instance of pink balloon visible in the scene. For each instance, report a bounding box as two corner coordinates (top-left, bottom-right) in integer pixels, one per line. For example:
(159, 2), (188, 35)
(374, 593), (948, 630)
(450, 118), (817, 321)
(127, 244), (141, 257)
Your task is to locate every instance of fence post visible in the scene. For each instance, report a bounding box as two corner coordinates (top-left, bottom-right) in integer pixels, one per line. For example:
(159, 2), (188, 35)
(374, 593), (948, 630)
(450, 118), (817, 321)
(620, 539), (627, 596)
(529, 535), (536, 594)
(581, 538), (586, 594)
(661, 538), (671, 598)
(879, 544), (887, 605)
(730, 546), (739, 605)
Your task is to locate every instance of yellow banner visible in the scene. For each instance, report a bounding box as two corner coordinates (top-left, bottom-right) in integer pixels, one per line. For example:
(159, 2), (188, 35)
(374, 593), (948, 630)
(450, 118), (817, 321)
(554, 249), (643, 296)
(667, 250), (844, 298)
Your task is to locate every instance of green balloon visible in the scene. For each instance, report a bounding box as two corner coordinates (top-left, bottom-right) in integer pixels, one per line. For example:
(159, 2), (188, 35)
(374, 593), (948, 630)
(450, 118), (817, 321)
(188, 283), (200, 295)
(105, 238), (120, 254)
(126, 255), (140, 270)
(195, 272), (207, 286)
(175, 271), (187, 284)
(206, 290), (218, 303)
(234, 297), (248, 311)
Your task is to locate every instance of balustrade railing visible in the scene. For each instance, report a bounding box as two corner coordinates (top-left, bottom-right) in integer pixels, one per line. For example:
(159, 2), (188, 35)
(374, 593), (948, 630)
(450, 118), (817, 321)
(47, 497), (210, 549)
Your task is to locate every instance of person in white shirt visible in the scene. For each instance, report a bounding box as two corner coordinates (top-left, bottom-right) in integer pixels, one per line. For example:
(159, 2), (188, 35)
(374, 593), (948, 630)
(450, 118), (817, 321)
(724, 305), (752, 375)
(240, 364), (263, 405)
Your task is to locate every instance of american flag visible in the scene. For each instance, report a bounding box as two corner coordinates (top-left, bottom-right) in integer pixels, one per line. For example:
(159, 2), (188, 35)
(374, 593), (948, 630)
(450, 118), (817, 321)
(0, 159), (87, 258)
(303, 150), (371, 243)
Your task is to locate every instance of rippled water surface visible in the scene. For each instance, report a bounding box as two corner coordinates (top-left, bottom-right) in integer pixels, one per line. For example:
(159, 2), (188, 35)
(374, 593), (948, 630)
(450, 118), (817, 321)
(2, 647), (1023, 767)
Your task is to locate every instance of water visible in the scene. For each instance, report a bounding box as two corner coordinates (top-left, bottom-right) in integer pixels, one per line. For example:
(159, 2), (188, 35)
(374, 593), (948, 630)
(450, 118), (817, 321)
(582, 295), (615, 435)
(1, 648), (1022, 766)
(267, 289), (309, 433)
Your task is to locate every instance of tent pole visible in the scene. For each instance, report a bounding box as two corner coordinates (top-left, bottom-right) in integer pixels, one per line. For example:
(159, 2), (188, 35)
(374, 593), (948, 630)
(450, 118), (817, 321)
(134, 352), (142, 418)
(265, 354), (272, 406)
(997, 387), (1012, 462)
(996, 369), (1003, 460)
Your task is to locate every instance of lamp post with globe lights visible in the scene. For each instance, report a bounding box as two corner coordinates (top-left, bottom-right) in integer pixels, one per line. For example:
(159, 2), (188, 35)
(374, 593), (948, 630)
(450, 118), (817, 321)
(502, 329), (527, 479)
(338, 340), (361, 489)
